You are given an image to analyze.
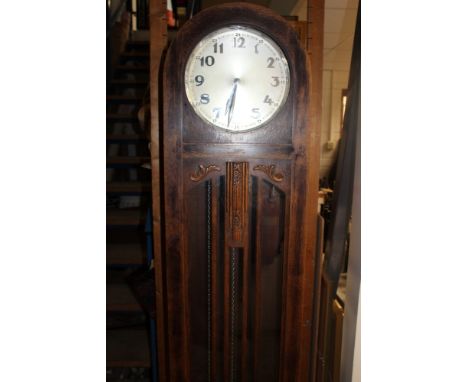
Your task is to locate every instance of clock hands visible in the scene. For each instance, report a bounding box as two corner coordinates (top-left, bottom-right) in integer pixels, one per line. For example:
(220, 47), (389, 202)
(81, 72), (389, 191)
(225, 78), (239, 128)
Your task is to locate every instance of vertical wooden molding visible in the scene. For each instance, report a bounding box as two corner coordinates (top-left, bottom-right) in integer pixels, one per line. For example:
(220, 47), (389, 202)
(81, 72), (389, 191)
(206, 180), (213, 382)
(223, 241), (231, 382)
(225, 162), (249, 382)
(253, 177), (263, 381)
(226, 162), (249, 246)
(149, 0), (168, 381)
(304, 0), (324, 381)
(210, 179), (219, 381)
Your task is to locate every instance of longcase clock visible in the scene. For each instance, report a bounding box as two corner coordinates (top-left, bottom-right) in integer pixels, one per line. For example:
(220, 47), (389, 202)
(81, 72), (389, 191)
(155, 3), (320, 381)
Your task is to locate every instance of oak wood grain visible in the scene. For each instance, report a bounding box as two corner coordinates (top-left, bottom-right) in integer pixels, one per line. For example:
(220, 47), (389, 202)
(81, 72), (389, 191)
(156, 3), (321, 381)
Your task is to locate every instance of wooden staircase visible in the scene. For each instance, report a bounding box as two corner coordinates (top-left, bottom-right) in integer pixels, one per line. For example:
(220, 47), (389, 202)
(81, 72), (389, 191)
(106, 38), (152, 372)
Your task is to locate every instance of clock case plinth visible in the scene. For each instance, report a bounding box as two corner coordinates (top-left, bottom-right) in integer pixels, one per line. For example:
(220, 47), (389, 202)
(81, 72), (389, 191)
(158, 3), (320, 382)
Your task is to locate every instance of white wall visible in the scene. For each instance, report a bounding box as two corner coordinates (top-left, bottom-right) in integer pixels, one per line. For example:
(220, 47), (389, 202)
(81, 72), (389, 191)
(320, 69), (350, 178)
(351, 292), (360, 382)
(290, 0), (358, 179)
(340, 88), (360, 382)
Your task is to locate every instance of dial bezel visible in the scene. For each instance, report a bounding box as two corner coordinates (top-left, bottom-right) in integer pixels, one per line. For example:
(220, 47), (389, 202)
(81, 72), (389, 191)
(184, 25), (291, 133)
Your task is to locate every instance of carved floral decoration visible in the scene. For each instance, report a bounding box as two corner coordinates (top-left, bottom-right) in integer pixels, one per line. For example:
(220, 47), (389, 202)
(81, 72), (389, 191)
(190, 164), (221, 182)
(253, 164), (284, 182)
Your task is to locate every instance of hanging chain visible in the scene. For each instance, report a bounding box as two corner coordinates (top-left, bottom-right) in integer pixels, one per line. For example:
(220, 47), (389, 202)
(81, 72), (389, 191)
(230, 248), (238, 382)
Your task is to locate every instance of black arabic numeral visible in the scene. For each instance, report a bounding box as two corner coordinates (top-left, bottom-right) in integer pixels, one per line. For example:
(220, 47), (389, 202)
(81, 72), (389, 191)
(267, 57), (275, 68)
(200, 56), (215, 67)
(201, 94), (210, 104)
(195, 75), (204, 86)
(271, 76), (280, 87)
(251, 108), (260, 119)
(254, 40), (263, 54)
(213, 42), (224, 54)
(212, 107), (221, 119)
(234, 36), (245, 48)
(263, 95), (273, 105)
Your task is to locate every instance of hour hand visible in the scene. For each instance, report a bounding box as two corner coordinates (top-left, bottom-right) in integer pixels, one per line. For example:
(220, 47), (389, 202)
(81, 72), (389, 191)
(225, 78), (239, 127)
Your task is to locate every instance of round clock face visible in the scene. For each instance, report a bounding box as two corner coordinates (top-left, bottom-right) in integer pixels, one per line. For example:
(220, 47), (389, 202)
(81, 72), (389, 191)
(184, 25), (290, 132)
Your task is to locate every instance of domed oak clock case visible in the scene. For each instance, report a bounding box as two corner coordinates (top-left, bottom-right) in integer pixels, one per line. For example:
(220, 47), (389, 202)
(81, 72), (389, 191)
(157, 3), (320, 381)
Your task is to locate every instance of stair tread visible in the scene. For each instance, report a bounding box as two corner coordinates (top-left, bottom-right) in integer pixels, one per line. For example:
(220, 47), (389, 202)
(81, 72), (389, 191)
(107, 327), (150, 367)
(107, 208), (146, 226)
(126, 40), (149, 46)
(111, 79), (148, 87)
(106, 133), (146, 141)
(121, 51), (149, 58)
(114, 64), (149, 72)
(107, 95), (143, 103)
(107, 181), (151, 193)
(107, 94), (142, 100)
(107, 281), (142, 311)
(107, 243), (146, 265)
(106, 156), (150, 165)
(106, 113), (139, 122)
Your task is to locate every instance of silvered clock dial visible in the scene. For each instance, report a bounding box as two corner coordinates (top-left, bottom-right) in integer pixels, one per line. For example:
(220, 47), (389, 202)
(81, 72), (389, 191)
(184, 25), (290, 132)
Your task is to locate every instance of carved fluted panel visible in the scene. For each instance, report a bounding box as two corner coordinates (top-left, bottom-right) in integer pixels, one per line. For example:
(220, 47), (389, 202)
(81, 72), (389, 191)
(226, 162), (249, 245)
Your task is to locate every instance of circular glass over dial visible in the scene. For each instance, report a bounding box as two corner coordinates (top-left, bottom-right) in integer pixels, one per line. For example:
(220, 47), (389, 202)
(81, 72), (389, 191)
(184, 25), (290, 132)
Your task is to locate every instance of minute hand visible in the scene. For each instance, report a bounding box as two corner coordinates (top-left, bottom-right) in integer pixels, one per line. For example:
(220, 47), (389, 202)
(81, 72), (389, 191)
(225, 78), (239, 127)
